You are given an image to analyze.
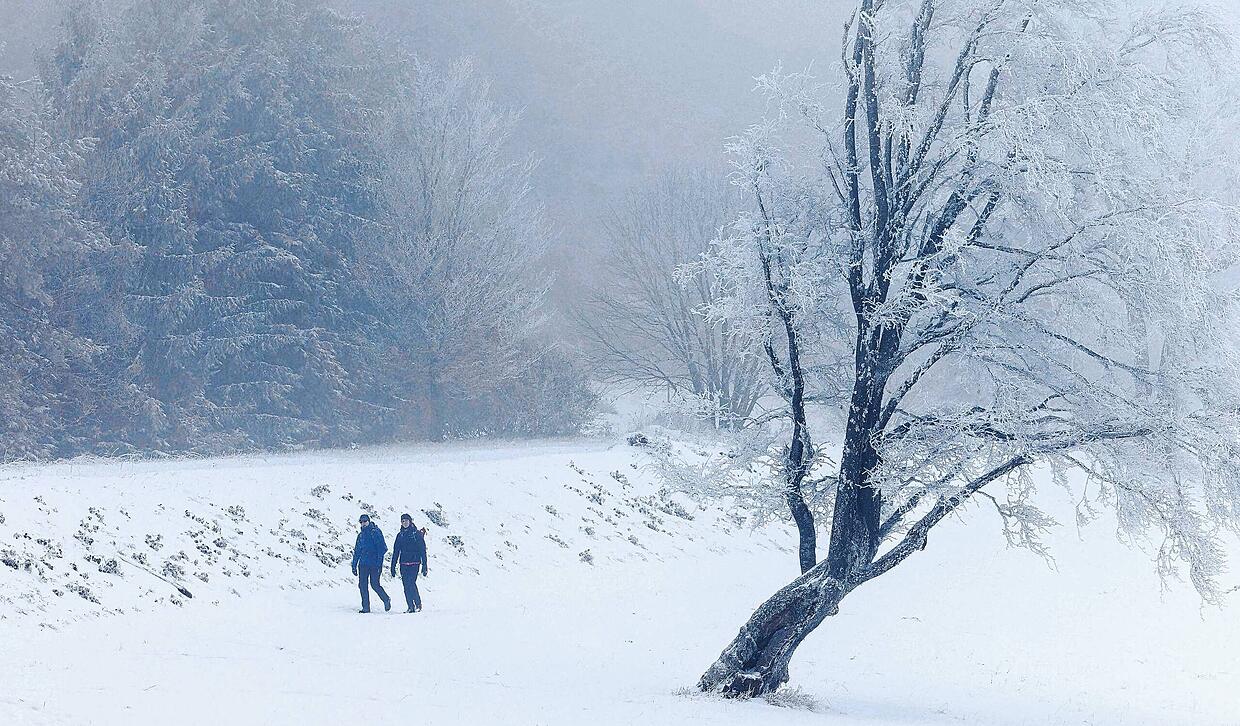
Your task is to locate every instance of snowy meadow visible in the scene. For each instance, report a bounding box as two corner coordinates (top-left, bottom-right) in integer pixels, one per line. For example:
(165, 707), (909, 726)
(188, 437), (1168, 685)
(1, 441), (1236, 725)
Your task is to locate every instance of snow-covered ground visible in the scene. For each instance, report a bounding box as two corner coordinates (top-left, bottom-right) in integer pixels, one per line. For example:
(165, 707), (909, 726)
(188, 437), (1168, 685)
(1, 439), (1236, 725)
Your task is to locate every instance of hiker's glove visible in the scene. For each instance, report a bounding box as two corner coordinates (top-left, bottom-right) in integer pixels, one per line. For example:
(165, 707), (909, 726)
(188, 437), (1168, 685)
(351, 565), (358, 576)
(422, 567), (428, 577)
(390, 567), (396, 578)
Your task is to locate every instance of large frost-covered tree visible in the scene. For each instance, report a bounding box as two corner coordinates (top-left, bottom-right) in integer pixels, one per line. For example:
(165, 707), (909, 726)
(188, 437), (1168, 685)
(41, 0), (388, 451)
(695, 0), (1240, 696)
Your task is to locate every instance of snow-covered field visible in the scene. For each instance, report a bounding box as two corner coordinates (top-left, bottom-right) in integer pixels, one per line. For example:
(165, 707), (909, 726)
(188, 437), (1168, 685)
(1, 439), (1236, 725)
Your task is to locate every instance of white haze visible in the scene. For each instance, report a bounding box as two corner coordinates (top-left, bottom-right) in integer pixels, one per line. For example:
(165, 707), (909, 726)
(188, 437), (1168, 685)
(4, 0), (1238, 294)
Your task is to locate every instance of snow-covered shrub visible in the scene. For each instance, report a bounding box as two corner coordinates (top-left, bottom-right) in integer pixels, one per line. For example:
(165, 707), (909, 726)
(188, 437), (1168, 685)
(445, 535), (466, 554)
(422, 505), (449, 528)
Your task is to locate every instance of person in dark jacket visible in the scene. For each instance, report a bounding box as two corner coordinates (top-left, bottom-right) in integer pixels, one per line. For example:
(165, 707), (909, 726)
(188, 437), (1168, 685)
(351, 514), (390, 613)
(390, 513), (428, 613)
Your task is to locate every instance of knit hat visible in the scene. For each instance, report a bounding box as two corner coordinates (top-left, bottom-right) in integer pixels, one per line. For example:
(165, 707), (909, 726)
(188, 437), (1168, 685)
(358, 514), (370, 523)
(400, 513), (412, 523)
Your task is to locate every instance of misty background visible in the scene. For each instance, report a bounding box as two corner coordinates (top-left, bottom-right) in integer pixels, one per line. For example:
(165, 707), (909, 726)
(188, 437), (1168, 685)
(2, 0), (1238, 460)
(2, 0), (849, 301)
(5, 0), (1237, 304)
(9, 0), (1240, 280)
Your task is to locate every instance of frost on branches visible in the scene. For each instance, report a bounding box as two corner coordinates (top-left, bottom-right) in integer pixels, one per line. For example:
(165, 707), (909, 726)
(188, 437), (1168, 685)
(690, 0), (1240, 697)
(0, 76), (138, 459)
(0, 0), (596, 457)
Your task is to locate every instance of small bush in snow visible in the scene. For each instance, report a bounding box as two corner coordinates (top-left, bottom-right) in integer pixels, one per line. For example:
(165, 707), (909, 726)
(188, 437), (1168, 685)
(65, 582), (99, 604)
(36, 538), (63, 559)
(655, 489), (694, 521)
(762, 687), (822, 711)
(423, 504), (449, 528)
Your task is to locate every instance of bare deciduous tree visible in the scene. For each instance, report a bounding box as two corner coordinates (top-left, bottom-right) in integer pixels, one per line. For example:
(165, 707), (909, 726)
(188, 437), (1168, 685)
(362, 60), (554, 438)
(579, 170), (766, 429)
(694, 0), (1240, 697)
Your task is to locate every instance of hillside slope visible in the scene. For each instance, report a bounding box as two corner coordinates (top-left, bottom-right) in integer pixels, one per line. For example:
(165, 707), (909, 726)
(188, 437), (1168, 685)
(0, 440), (1236, 725)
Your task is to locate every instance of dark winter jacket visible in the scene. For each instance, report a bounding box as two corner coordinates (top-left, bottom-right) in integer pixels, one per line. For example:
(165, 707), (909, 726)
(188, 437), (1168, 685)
(391, 526), (428, 574)
(352, 523), (388, 569)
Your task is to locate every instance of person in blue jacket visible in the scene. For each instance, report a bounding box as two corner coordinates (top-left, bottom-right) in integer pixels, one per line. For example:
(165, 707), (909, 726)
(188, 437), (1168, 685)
(390, 513), (429, 613)
(351, 514), (390, 613)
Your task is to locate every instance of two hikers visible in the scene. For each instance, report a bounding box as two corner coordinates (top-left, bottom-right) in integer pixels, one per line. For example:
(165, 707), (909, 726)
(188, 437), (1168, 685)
(351, 512), (429, 614)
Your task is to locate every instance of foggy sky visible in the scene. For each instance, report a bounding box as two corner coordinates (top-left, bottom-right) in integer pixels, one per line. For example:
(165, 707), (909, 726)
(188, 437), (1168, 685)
(2, 0), (1237, 295)
(342, 0), (853, 298)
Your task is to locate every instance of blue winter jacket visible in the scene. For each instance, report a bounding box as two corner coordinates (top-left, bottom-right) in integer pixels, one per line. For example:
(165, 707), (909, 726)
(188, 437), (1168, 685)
(352, 523), (388, 569)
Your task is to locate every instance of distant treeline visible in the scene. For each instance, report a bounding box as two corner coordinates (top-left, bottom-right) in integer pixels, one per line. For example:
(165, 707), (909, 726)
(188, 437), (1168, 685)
(0, 0), (595, 460)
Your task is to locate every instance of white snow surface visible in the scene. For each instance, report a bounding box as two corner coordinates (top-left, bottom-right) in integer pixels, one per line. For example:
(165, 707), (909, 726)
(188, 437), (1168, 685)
(0, 439), (1236, 726)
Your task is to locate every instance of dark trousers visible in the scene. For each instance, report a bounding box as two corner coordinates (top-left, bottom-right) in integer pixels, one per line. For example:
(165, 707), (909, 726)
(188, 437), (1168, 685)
(357, 565), (389, 611)
(399, 563), (422, 610)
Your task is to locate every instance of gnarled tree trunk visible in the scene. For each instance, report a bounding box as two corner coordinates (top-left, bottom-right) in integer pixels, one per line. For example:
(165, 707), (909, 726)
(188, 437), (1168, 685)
(699, 468), (879, 697)
(698, 561), (852, 696)
(702, 330), (889, 695)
